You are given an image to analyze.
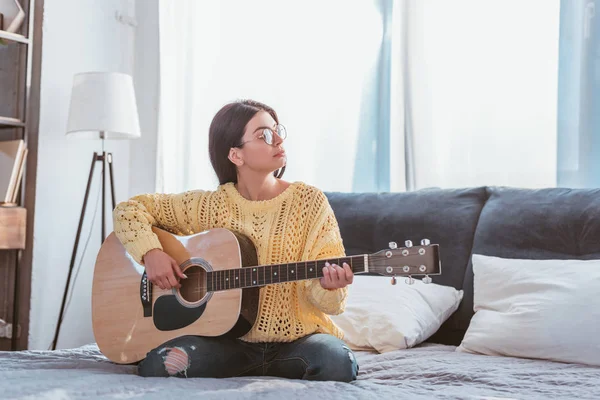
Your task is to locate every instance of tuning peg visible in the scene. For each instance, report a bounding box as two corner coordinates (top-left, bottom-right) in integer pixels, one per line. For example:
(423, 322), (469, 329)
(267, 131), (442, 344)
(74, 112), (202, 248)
(391, 276), (397, 285)
(405, 240), (413, 248)
(389, 242), (397, 249)
(405, 275), (415, 285)
(421, 238), (430, 246)
(423, 275), (432, 284)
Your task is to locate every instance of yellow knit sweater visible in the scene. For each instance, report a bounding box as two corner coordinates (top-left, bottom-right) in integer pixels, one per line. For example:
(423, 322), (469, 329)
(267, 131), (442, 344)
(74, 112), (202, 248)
(112, 181), (348, 343)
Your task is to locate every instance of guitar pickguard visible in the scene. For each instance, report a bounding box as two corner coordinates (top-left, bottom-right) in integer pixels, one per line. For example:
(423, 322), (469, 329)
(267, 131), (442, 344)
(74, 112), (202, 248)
(153, 295), (207, 331)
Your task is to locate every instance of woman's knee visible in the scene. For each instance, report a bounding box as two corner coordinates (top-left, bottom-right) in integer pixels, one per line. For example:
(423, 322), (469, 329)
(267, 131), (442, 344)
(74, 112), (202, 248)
(138, 345), (192, 377)
(303, 335), (359, 382)
(137, 336), (207, 378)
(317, 345), (358, 382)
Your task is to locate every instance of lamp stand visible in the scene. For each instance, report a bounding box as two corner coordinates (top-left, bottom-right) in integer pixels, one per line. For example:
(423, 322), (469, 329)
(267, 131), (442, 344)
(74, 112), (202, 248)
(51, 135), (116, 350)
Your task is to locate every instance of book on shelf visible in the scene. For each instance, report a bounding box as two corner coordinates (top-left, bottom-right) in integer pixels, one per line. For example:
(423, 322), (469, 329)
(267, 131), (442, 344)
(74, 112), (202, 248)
(0, 139), (27, 205)
(0, 0), (26, 33)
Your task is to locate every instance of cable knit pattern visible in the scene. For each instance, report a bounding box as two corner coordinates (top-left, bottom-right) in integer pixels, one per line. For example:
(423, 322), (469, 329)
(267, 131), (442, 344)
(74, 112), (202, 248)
(112, 181), (348, 343)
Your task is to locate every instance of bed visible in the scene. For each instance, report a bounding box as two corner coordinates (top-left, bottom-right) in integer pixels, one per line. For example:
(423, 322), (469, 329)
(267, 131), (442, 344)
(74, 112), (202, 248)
(2, 342), (598, 400)
(4, 187), (600, 399)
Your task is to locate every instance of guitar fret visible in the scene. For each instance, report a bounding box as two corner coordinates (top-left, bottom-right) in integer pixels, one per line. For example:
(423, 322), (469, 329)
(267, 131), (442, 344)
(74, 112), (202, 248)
(305, 262), (308, 280)
(210, 256), (363, 291)
(206, 254), (373, 292)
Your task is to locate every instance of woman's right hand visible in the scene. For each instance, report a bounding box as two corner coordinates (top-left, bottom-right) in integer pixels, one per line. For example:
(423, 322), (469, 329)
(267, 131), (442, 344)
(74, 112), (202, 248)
(143, 249), (187, 290)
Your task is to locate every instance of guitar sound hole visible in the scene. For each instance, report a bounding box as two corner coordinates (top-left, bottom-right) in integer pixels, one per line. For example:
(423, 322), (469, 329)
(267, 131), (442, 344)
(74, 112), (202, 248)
(179, 265), (207, 303)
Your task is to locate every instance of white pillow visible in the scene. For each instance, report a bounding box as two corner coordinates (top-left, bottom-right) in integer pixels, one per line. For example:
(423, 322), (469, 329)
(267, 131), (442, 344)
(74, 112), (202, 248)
(330, 276), (463, 353)
(457, 254), (600, 367)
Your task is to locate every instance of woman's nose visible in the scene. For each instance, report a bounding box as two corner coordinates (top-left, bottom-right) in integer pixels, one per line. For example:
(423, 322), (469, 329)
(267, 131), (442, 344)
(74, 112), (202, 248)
(272, 131), (284, 146)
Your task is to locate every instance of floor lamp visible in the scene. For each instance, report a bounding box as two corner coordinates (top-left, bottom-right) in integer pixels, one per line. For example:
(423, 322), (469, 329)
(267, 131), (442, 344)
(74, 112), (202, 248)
(51, 72), (141, 350)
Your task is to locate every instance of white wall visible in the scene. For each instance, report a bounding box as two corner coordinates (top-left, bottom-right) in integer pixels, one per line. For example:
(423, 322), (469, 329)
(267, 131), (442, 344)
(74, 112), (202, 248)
(30, 0), (140, 350)
(408, 0), (560, 189)
(130, 0), (159, 197)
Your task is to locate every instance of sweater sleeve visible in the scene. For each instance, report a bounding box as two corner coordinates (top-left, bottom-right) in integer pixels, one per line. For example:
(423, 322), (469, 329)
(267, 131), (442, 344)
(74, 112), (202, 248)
(112, 190), (212, 264)
(303, 193), (349, 315)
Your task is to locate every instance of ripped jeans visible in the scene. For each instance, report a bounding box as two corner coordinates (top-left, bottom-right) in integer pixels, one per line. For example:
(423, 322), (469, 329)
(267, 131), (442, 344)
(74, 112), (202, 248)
(137, 333), (359, 382)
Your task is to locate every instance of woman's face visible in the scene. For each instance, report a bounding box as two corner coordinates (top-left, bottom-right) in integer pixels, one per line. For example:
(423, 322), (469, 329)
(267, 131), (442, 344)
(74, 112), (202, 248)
(231, 110), (287, 174)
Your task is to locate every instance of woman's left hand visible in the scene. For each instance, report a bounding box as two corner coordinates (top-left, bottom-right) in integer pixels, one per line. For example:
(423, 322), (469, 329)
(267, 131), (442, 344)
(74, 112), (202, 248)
(320, 262), (354, 290)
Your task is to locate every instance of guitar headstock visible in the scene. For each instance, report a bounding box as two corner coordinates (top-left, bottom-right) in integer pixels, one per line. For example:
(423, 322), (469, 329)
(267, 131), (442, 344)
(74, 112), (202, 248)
(367, 239), (441, 285)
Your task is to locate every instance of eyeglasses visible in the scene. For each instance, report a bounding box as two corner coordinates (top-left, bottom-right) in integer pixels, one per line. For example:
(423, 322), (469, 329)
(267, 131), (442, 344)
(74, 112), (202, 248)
(236, 124), (287, 147)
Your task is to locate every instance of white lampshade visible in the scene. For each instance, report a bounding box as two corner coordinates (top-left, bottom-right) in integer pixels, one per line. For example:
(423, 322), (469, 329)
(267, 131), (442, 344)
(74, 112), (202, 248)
(66, 72), (141, 139)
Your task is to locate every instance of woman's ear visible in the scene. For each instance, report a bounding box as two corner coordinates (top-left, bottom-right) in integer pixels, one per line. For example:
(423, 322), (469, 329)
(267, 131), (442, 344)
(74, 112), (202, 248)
(228, 148), (244, 167)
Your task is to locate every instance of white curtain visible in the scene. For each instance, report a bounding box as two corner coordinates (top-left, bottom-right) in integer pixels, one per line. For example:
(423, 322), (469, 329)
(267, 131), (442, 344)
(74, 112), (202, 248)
(157, 0), (560, 194)
(404, 0), (560, 189)
(156, 0), (407, 194)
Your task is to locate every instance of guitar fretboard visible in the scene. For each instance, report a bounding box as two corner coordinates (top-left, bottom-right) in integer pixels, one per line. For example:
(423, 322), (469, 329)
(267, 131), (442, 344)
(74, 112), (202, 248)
(206, 255), (366, 291)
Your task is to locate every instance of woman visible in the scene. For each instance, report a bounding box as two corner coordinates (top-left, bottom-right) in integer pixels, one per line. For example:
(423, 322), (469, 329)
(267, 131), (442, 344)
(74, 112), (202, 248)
(112, 99), (357, 381)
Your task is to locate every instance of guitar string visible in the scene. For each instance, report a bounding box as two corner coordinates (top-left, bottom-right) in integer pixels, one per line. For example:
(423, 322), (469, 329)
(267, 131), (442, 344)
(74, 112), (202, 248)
(149, 252), (435, 293)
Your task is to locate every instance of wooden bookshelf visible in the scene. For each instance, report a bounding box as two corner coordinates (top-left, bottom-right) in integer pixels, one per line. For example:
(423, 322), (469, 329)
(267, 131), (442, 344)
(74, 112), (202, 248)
(0, 30), (30, 44)
(0, 117), (26, 129)
(0, 0), (42, 351)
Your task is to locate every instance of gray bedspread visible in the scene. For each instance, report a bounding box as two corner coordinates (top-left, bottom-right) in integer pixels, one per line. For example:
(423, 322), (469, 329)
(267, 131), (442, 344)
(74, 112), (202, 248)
(1, 343), (598, 400)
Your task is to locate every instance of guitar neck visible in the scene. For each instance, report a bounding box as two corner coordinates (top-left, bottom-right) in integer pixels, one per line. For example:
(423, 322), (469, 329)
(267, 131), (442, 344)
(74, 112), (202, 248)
(206, 255), (368, 291)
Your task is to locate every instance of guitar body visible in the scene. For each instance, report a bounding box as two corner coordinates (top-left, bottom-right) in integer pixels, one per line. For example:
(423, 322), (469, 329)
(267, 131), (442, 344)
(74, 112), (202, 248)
(91, 227), (259, 364)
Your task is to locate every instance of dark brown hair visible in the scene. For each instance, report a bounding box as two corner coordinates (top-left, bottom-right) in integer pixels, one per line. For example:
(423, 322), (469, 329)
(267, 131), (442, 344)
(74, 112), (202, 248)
(209, 99), (286, 185)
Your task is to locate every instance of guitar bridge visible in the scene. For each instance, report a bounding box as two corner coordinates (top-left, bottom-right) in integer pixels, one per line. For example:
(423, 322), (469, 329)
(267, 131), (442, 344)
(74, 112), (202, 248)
(140, 272), (152, 317)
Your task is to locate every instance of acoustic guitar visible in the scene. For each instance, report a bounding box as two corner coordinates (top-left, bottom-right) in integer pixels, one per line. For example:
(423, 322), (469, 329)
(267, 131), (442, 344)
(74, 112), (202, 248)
(91, 227), (441, 364)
